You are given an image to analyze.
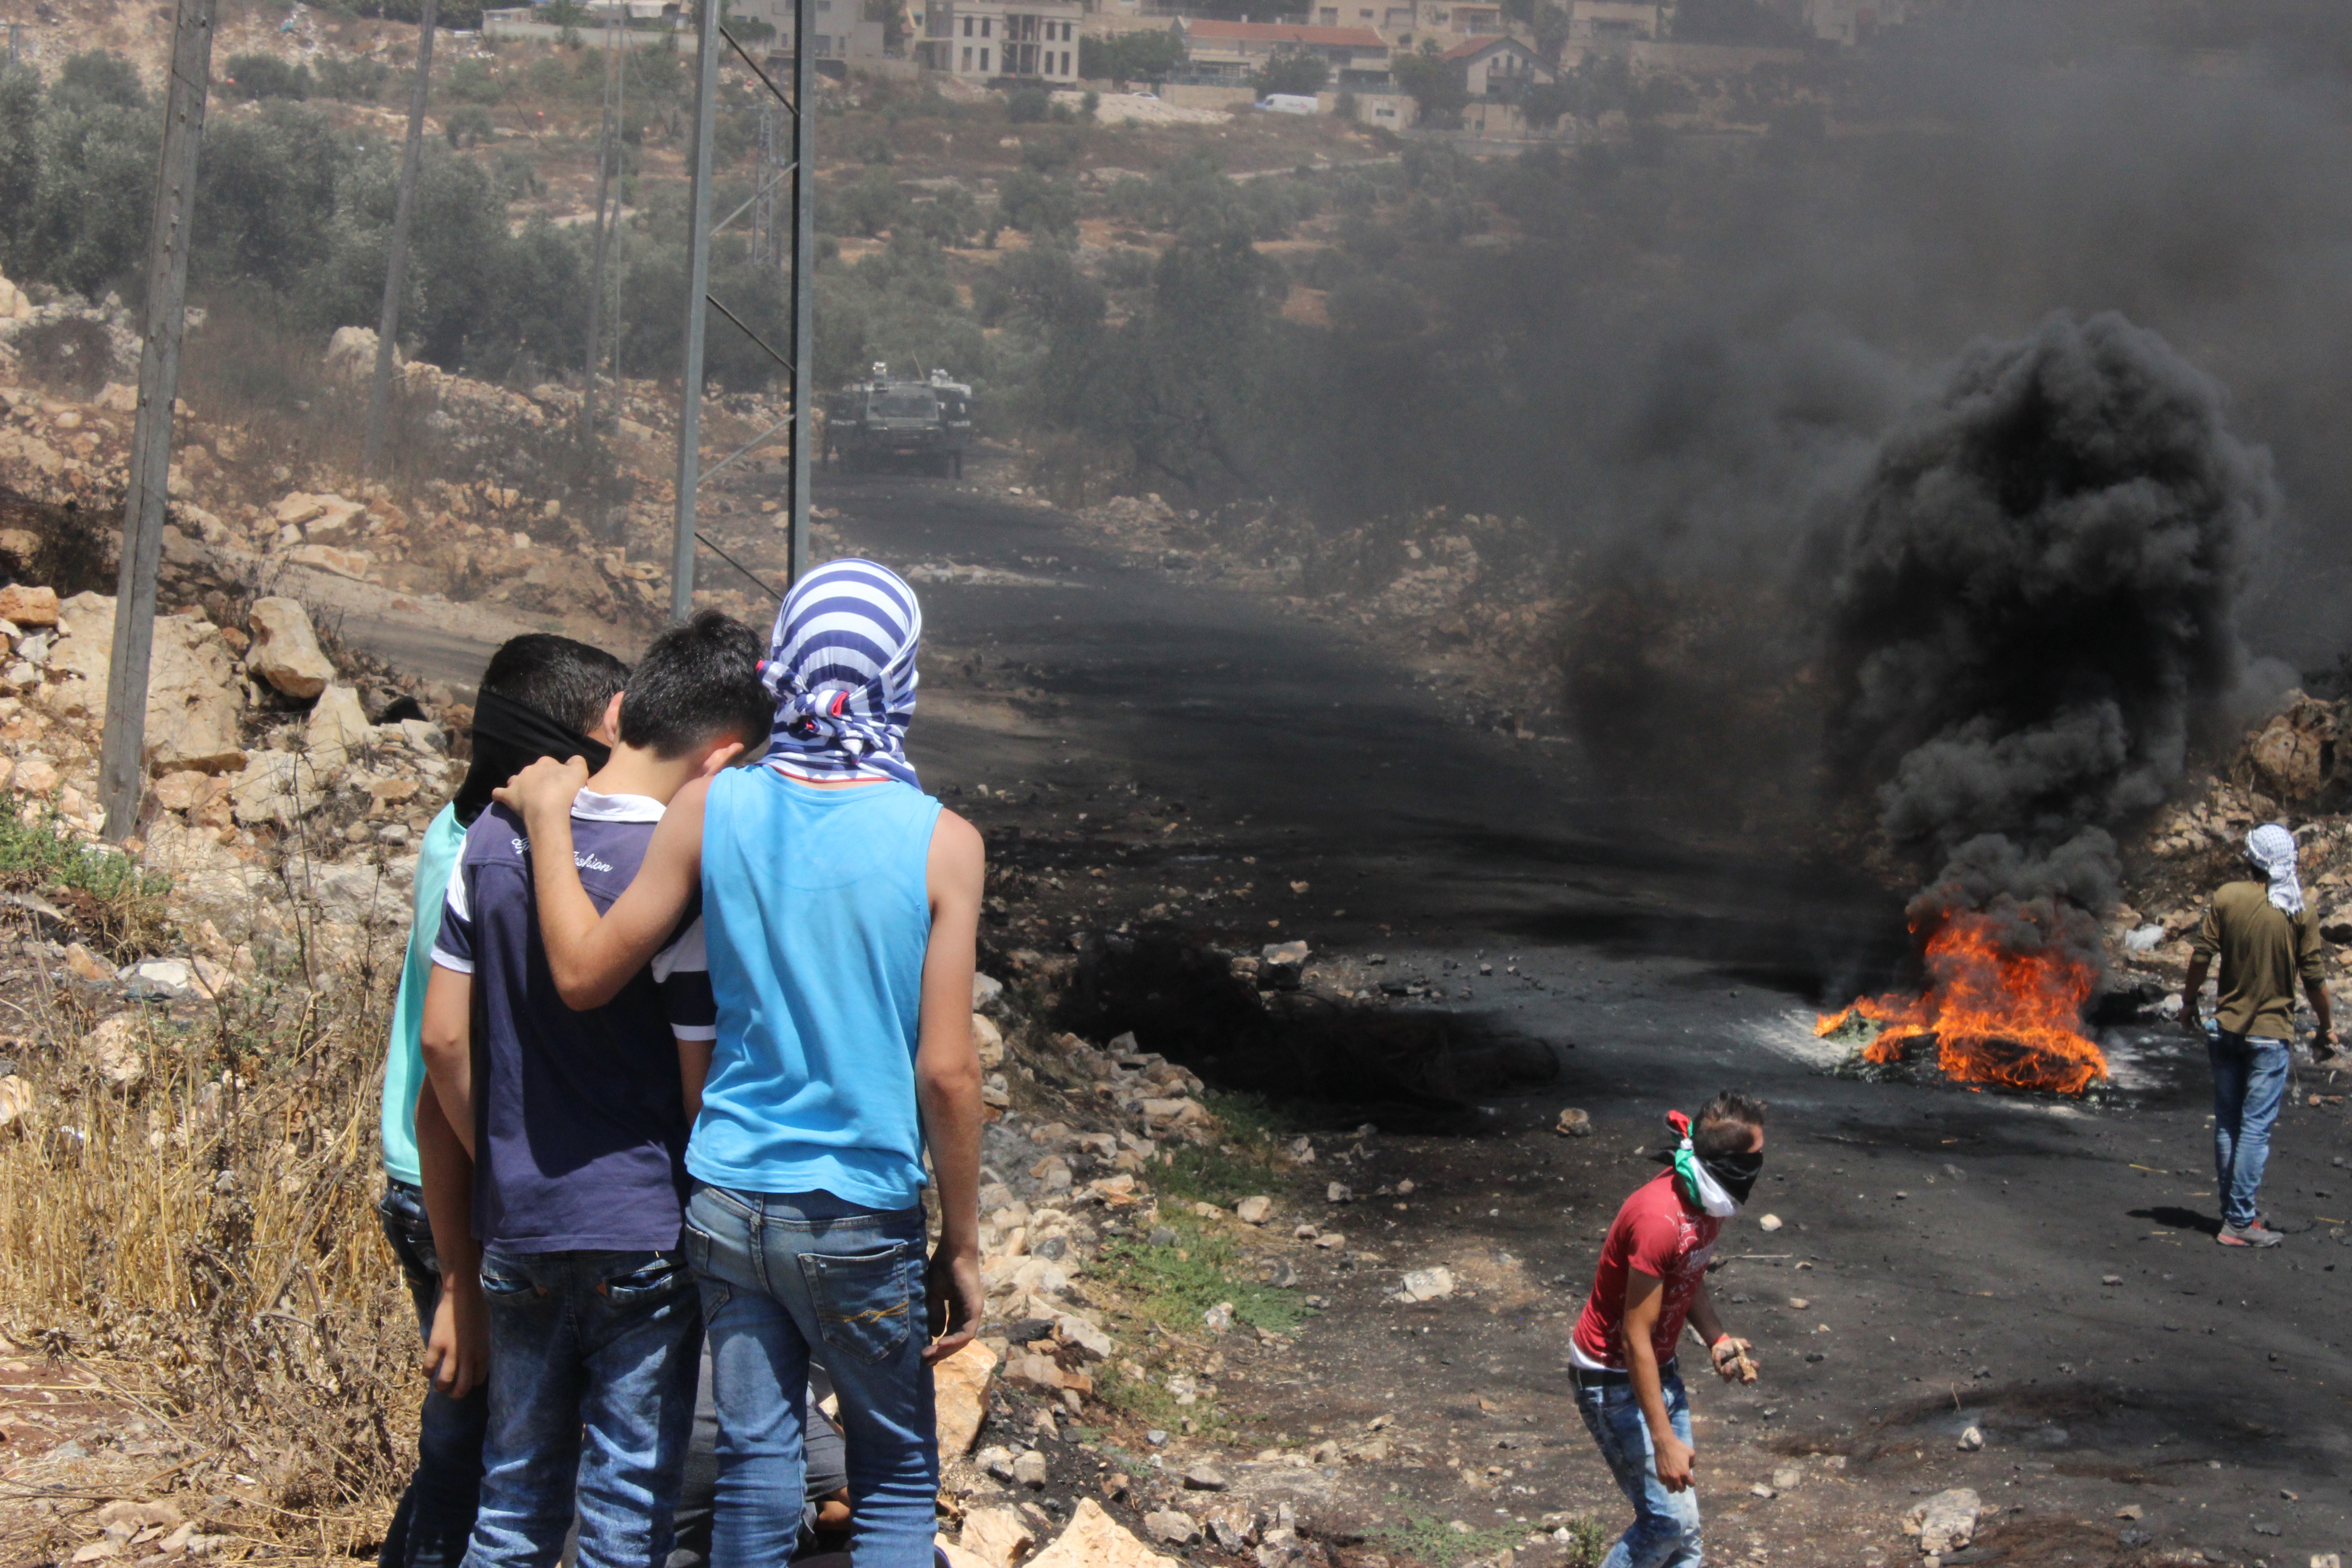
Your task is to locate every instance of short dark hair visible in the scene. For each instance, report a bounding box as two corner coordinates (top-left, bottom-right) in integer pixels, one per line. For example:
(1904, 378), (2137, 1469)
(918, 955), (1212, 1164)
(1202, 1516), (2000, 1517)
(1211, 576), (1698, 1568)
(479, 633), (629, 735)
(1693, 1091), (1768, 1159)
(619, 610), (772, 760)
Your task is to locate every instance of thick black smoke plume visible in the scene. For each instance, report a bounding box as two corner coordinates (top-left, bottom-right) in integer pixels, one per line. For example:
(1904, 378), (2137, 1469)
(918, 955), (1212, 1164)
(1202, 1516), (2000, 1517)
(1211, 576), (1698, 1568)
(1825, 310), (2277, 941)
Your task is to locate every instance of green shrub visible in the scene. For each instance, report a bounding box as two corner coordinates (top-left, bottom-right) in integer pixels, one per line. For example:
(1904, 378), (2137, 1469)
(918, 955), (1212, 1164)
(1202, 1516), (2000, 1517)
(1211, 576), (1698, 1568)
(314, 55), (394, 101)
(223, 52), (313, 102)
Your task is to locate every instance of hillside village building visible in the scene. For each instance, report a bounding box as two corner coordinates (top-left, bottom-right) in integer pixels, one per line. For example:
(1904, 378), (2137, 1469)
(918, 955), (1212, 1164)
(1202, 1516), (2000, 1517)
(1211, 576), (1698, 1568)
(1171, 18), (1392, 83)
(1438, 33), (1552, 94)
(918, 0), (1084, 78)
(1567, 0), (1662, 39)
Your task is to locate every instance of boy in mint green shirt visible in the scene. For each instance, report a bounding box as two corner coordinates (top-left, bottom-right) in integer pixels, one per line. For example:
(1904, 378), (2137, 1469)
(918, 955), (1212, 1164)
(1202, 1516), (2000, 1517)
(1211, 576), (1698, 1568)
(373, 635), (627, 1568)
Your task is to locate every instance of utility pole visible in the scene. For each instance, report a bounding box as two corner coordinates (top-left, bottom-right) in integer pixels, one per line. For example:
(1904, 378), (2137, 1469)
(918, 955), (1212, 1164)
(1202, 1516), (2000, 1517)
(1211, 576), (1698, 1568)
(580, 25), (619, 475)
(787, 0), (813, 585)
(362, 0), (438, 477)
(99, 0), (214, 841)
(669, 0), (721, 623)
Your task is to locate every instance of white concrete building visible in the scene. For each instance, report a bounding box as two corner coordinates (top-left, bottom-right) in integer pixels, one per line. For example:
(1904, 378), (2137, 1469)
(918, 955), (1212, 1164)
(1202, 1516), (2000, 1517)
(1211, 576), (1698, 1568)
(918, 0), (1084, 80)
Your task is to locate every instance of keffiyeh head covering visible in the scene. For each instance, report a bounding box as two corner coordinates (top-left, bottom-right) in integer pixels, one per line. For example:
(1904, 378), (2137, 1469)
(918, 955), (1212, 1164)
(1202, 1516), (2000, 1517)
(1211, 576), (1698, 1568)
(761, 558), (922, 787)
(2247, 823), (2303, 915)
(1656, 1109), (1761, 1217)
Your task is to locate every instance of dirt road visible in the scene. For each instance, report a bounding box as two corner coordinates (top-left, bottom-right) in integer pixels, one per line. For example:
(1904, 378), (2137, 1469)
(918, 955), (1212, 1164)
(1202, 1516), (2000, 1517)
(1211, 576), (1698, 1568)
(337, 462), (2352, 1566)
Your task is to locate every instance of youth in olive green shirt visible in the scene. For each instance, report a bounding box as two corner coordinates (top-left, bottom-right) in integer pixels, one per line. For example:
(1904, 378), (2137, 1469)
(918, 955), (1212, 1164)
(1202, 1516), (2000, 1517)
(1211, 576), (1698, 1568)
(2186, 880), (2331, 1044)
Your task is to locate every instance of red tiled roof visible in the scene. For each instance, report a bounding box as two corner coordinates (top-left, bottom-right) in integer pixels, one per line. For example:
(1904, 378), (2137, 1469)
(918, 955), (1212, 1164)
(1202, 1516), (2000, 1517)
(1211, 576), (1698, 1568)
(1179, 18), (1387, 47)
(1439, 33), (1532, 59)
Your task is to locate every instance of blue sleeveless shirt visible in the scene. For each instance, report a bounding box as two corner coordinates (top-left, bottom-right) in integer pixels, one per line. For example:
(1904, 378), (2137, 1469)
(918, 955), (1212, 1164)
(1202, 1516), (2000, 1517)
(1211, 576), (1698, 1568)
(688, 767), (942, 1209)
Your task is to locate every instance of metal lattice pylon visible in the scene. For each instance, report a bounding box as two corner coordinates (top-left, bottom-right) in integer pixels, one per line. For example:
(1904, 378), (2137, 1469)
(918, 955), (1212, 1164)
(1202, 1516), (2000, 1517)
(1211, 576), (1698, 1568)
(671, 0), (814, 620)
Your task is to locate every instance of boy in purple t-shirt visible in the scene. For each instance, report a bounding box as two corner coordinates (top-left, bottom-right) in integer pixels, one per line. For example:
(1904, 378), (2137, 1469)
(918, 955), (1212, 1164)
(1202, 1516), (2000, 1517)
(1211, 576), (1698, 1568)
(418, 612), (772, 1568)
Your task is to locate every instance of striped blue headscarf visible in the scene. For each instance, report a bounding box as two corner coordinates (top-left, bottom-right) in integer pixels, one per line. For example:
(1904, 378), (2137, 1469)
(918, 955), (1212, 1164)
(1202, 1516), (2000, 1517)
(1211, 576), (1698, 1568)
(760, 558), (922, 787)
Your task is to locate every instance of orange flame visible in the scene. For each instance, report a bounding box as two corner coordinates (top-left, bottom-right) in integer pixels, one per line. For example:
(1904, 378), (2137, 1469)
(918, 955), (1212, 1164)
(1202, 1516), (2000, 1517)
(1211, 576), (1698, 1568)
(1814, 910), (2107, 1095)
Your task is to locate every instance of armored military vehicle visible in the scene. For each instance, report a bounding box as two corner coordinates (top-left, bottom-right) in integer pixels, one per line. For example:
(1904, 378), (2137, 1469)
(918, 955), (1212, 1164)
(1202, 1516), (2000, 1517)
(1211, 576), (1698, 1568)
(823, 366), (973, 477)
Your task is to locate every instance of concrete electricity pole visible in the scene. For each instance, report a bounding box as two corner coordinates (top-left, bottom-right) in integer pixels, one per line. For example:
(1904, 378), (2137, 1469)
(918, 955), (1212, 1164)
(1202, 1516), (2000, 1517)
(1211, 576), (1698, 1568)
(787, 0), (813, 586)
(99, 0), (215, 840)
(580, 27), (621, 468)
(669, 0), (723, 623)
(362, 0), (438, 476)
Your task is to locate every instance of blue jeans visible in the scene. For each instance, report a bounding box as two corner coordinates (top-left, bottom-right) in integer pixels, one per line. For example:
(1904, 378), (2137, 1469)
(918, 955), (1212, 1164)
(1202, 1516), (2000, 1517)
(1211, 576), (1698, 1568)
(463, 1249), (702, 1568)
(2210, 1029), (2292, 1230)
(684, 1183), (938, 1568)
(1576, 1371), (1702, 1568)
(379, 1181), (489, 1568)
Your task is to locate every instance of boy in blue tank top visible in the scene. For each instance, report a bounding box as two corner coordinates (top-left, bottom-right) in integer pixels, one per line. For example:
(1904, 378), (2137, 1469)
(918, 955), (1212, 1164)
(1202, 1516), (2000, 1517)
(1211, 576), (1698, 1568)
(495, 561), (986, 1568)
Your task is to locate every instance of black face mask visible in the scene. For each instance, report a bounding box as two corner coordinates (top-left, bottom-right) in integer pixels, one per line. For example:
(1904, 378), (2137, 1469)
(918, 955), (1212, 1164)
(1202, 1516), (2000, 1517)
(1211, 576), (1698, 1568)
(451, 687), (612, 828)
(1703, 1150), (1764, 1206)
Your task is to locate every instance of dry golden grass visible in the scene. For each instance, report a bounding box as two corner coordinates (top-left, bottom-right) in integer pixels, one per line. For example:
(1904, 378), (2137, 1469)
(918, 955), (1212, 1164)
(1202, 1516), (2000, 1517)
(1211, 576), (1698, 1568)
(0, 929), (421, 1560)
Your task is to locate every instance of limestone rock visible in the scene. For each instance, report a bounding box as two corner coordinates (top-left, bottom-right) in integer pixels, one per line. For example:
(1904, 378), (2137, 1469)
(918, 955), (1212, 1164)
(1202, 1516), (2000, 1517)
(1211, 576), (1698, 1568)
(1554, 1107), (1592, 1137)
(932, 1337), (997, 1458)
(1915, 1488), (1981, 1557)
(973, 1011), (1005, 1068)
(44, 592), (244, 774)
(226, 750), (329, 827)
(1398, 1266), (1455, 1303)
(1024, 1499), (1178, 1568)
(274, 493), (328, 529)
(284, 543), (373, 580)
(1144, 1510), (1198, 1545)
(0, 1073), (32, 1129)
(0, 583), (59, 627)
(305, 685), (372, 770)
(1236, 1195), (1273, 1225)
(246, 597), (335, 699)
(2233, 696), (2341, 803)
(957, 1507), (1035, 1568)
(81, 1014), (147, 1088)
(936, 1546), (992, 1568)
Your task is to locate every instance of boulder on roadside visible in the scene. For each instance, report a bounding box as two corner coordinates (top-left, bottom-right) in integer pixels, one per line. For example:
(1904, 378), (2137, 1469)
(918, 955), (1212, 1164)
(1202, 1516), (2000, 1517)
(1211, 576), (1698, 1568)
(957, 1507), (1034, 1568)
(2232, 695), (2342, 803)
(245, 597), (335, 699)
(1143, 1510), (1198, 1546)
(1398, 1266), (1455, 1303)
(44, 592), (245, 774)
(0, 583), (59, 627)
(305, 685), (373, 770)
(1024, 1499), (1178, 1568)
(1914, 1488), (1981, 1556)
(932, 1337), (997, 1458)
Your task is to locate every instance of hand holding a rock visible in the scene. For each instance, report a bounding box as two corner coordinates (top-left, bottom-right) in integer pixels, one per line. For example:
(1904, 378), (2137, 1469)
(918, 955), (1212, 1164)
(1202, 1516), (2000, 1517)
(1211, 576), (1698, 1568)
(1710, 1335), (1758, 1384)
(924, 1241), (986, 1366)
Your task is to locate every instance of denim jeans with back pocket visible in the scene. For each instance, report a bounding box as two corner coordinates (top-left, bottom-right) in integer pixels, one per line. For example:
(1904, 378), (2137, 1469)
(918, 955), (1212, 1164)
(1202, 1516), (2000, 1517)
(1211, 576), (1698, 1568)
(463, 1248), (702, 1568)
(1576, 1371), (1703, 1568)
(683, 1182), (937, 1568)
(2209, 1028), (2293, 1230)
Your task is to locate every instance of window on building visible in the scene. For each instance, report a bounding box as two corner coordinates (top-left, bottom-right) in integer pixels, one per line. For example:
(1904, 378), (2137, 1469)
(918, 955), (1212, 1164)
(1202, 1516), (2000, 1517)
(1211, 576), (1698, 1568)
(981, 16), (990, 34)
(1319, 6), (1335, 20)
(980, 44), (990, 66)
(961, 43), (971, 65)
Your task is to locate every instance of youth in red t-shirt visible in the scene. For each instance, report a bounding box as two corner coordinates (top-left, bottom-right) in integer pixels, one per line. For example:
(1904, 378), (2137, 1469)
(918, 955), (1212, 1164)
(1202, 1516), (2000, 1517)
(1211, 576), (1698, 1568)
(1573, 1169), (1723, 1370)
